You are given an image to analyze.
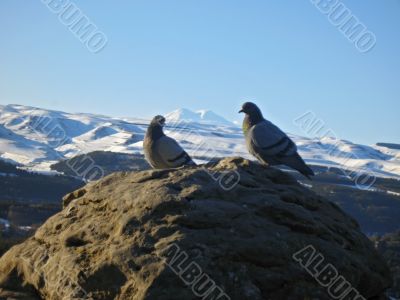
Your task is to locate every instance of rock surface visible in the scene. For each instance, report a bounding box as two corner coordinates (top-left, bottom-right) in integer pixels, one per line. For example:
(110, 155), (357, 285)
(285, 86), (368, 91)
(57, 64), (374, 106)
(0, 157), (392, 299)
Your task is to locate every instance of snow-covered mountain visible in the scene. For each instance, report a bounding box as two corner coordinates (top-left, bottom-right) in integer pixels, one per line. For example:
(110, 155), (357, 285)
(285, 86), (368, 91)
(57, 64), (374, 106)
(0, 104), (399, 180)
(165, 108), (234, 126)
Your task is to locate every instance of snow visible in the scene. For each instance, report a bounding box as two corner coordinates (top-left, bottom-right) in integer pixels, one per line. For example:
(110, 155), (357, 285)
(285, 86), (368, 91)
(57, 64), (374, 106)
(387, 191), (400, 197)
(0, 104), (400, 180)
(165, 108), (234, 126)
(18, 226), (33, 231)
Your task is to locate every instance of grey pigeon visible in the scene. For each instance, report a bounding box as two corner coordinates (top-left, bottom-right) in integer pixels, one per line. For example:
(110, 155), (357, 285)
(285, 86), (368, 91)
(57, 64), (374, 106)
(143, 115), (195, 169)
(239, 102), (314, 179)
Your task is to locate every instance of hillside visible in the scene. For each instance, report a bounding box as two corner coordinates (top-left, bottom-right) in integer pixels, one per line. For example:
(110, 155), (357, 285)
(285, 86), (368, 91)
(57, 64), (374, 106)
(50, 151), (150, 180)
(0, 159), (84, 255)
(0, 160), (84, 203)
(0, 158), (391, 299)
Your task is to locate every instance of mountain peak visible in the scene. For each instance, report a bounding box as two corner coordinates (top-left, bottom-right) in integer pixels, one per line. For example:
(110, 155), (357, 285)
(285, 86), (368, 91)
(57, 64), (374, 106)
(165, 108), (234, 126)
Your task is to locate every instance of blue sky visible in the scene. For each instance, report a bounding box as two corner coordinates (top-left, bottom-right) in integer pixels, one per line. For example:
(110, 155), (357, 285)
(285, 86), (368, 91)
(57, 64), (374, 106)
(0, 0), (399, 145)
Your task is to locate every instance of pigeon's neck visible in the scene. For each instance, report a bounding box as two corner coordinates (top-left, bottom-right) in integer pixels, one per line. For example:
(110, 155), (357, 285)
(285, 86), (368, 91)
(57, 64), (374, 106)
(244, 111), (264, 129)
(147, 124), (165, 141)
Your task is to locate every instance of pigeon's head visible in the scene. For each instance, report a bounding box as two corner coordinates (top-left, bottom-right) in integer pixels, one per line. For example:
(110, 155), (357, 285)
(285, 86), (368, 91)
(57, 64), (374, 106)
(239, 102), (261, 115)
(151, 115), (166, 127)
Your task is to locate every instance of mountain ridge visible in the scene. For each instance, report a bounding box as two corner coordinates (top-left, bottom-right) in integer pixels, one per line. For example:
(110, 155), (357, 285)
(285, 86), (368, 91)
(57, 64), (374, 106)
(0, 104), (399, 180)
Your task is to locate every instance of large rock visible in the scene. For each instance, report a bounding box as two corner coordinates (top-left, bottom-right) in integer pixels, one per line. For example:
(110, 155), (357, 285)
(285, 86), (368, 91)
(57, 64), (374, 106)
(0, 158), (391, 299)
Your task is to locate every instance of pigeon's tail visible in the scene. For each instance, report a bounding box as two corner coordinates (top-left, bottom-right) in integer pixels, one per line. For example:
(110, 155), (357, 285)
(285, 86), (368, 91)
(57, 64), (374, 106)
(300, 164), (315, 180)
(281, 153), (315, 180)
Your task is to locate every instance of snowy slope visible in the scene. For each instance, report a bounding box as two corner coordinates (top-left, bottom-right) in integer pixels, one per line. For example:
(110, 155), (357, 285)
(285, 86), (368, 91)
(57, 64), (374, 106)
(293, 136), (400, 179)
(0, 104), (399, 180)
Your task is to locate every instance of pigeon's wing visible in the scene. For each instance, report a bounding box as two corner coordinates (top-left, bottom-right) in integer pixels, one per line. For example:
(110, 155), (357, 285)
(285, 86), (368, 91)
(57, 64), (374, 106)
(155, 136), (194, 168)
(279, 152), (315, 179)
(249, 121), (314, 178)
(250, 120), (297, 158)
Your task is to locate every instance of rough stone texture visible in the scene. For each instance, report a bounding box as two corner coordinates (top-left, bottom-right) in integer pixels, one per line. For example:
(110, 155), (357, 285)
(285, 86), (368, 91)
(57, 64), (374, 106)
(0, 157), (392, 299)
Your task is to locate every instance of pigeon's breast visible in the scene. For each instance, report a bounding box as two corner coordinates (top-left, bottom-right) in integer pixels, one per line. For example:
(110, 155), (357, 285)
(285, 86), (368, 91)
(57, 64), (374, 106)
(143, 136), (159, 168)
(245, 126), (258, 156)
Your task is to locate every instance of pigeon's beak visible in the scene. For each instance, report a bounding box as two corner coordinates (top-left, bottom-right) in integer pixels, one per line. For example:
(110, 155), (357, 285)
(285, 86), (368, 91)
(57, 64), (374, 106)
(238, 109), (244, 113)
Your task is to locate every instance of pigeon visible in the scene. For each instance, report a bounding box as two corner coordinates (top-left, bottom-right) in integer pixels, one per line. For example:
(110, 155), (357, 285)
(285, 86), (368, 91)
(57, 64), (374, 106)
(239, 102), (314, 179)
(143, 115), (195, 169)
